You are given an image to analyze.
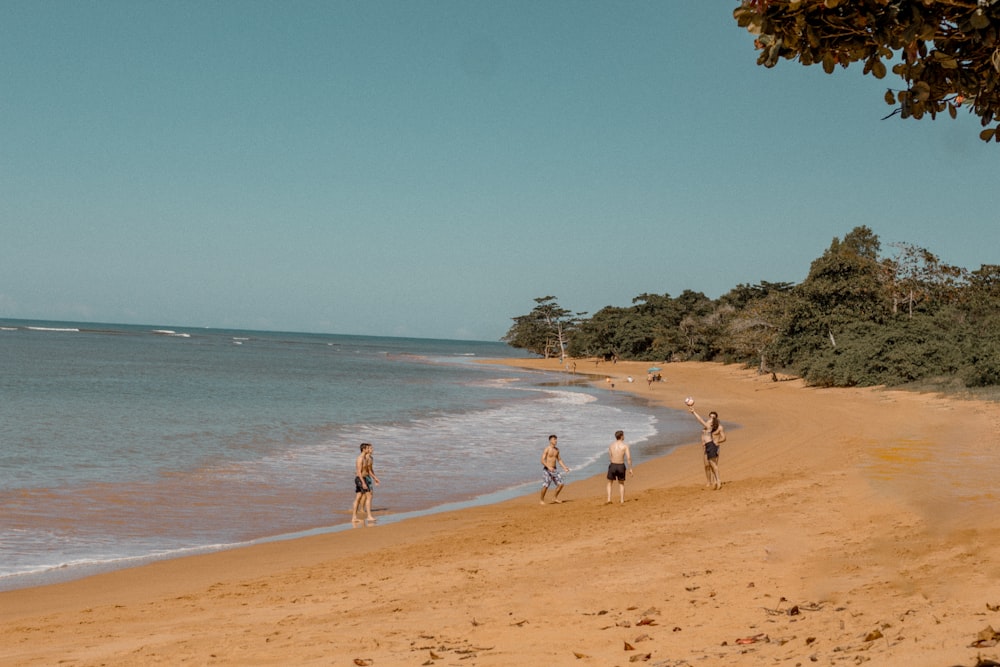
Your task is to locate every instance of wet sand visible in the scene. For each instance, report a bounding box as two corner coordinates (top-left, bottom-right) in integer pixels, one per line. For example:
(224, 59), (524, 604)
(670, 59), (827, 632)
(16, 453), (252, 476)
(2, 359), (999, 666)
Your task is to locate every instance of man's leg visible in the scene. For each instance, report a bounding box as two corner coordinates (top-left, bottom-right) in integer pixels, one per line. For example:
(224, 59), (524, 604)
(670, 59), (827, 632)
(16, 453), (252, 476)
(351, 493), (363, 523)
(365, 491), (376, 521)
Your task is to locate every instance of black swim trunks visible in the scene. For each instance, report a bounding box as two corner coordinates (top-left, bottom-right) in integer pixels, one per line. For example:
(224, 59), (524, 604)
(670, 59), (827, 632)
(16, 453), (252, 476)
(607, 462), (627, 481)
(354, 475), (370, 493)
(704, 442), (720, 460)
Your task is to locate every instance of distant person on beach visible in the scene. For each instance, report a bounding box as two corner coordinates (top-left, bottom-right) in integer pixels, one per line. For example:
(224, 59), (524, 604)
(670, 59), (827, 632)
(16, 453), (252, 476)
(361, 442), (380, 521)
(540, 434), (571, 504)
(351, 443), (379, 524)
(606, 430), (633, 504)
(351, 443), (370, 523)
(689, 408), (726, 490)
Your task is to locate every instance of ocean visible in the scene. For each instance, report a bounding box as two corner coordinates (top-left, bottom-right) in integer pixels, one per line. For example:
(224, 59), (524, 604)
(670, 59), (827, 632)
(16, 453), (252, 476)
(0, 319), (691, 591)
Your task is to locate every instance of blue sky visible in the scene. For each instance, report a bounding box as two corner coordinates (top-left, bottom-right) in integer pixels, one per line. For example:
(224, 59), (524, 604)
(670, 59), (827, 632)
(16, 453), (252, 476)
(2, 2), (996, 341)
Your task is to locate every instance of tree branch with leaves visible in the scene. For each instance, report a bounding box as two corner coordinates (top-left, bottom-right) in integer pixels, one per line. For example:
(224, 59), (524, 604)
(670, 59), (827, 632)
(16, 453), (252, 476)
(734, 0), (1000, 142)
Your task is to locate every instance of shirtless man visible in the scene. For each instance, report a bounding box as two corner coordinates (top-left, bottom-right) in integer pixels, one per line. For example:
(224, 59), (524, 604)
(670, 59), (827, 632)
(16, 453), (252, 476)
(361, 442), (380, 522)
(351, 443), (370, 524)
(351, 443), (380, 524)
(606, 430), (634, 504)
(540, 434), (571, 504)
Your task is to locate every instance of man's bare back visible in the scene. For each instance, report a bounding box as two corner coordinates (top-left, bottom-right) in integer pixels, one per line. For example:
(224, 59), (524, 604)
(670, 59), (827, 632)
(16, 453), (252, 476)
(608, 439), (630, 464)
(606, 430), (633, 504)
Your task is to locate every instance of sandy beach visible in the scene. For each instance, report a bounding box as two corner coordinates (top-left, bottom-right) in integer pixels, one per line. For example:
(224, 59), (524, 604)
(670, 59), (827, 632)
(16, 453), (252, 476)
(3, 359), (999, 667)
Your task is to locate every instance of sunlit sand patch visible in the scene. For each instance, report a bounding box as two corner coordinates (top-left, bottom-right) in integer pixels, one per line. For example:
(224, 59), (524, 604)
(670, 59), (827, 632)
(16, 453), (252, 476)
(862, 437), (999, 531)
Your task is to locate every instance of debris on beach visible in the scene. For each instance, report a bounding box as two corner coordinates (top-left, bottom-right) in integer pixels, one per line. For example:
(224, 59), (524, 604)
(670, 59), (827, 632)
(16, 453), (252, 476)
(863, 628), (884, 642)
(951, 658), (1000, 667)
(970, 625), (1000, 648)
(763, 600), (824, 616)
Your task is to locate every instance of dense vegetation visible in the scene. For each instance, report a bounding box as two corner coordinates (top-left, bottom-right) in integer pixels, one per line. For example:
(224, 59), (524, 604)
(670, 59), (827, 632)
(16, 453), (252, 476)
(734, 0), (1000, 144)
(503, 226), (1000, 388)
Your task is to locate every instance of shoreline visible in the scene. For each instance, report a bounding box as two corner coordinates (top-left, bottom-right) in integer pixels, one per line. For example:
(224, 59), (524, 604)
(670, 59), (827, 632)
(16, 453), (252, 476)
(0, 363), (670, 593)
(3, 359), (999, 666)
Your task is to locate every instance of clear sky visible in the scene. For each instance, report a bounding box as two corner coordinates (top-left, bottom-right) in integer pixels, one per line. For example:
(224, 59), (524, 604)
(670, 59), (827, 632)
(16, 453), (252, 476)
(2, 3), (996, 341)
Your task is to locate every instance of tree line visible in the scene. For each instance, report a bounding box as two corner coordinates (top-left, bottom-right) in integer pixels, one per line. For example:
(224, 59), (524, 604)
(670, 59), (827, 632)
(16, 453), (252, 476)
(503, 226), (1000, 388)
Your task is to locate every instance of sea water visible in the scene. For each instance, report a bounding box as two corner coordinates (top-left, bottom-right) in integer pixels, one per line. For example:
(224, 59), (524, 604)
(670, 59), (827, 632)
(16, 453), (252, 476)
(0, 320), (692, 591)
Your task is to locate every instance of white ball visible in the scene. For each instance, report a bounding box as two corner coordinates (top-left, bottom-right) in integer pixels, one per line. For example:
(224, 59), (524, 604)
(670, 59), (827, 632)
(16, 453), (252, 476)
(684, 396), (695, 406)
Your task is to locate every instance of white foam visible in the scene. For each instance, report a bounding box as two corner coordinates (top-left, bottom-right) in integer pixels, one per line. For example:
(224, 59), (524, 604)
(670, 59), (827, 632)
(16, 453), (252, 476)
(151, 330), (191, 338)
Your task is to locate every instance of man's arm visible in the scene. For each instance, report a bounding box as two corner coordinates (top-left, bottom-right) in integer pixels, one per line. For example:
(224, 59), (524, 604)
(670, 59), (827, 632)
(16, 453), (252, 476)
(689, 408), (708, 428)
(626, 446), (634, 475)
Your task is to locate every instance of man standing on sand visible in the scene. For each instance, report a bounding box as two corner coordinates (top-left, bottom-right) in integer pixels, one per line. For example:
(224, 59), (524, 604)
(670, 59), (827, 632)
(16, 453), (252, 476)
(351, 443), (380, 524)
(540, 434), (571, 504)
(351, 443), (369, 524)
(606, 430), (634, 504)
(361, 442), (380, 522)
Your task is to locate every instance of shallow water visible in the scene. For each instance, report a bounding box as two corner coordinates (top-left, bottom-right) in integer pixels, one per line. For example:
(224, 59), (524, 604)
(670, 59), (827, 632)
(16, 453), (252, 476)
(0, 320), (690, 590)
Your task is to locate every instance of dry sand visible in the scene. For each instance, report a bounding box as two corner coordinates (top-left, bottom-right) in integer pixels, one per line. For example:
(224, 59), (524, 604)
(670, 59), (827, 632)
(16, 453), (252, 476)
(3, 359), (1000, 667)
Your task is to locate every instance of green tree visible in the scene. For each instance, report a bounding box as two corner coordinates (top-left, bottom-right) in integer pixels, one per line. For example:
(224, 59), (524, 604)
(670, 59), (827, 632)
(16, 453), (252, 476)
(962, 264), (1000, 322)
(884, 242), (966, 317)
(775, 226), (889, 378)
(569, 304), (659, 360)
(570, 292), (715, 361)
(631, 293), (684, 360)
(801, 313), (966, 387)
(502, 296), (581, 360)
(719, 281), (795, 310)
(723, 282), (795, 373)
(958, 264), (1000, 386)
(568, 305), (628, 359)
(649, 290), (715, 360)
(734, 0), (1000, 143)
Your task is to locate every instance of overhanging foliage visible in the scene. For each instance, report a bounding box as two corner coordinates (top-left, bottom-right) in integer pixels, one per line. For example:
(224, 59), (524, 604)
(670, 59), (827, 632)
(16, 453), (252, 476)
(734, 0), (1000, 142)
